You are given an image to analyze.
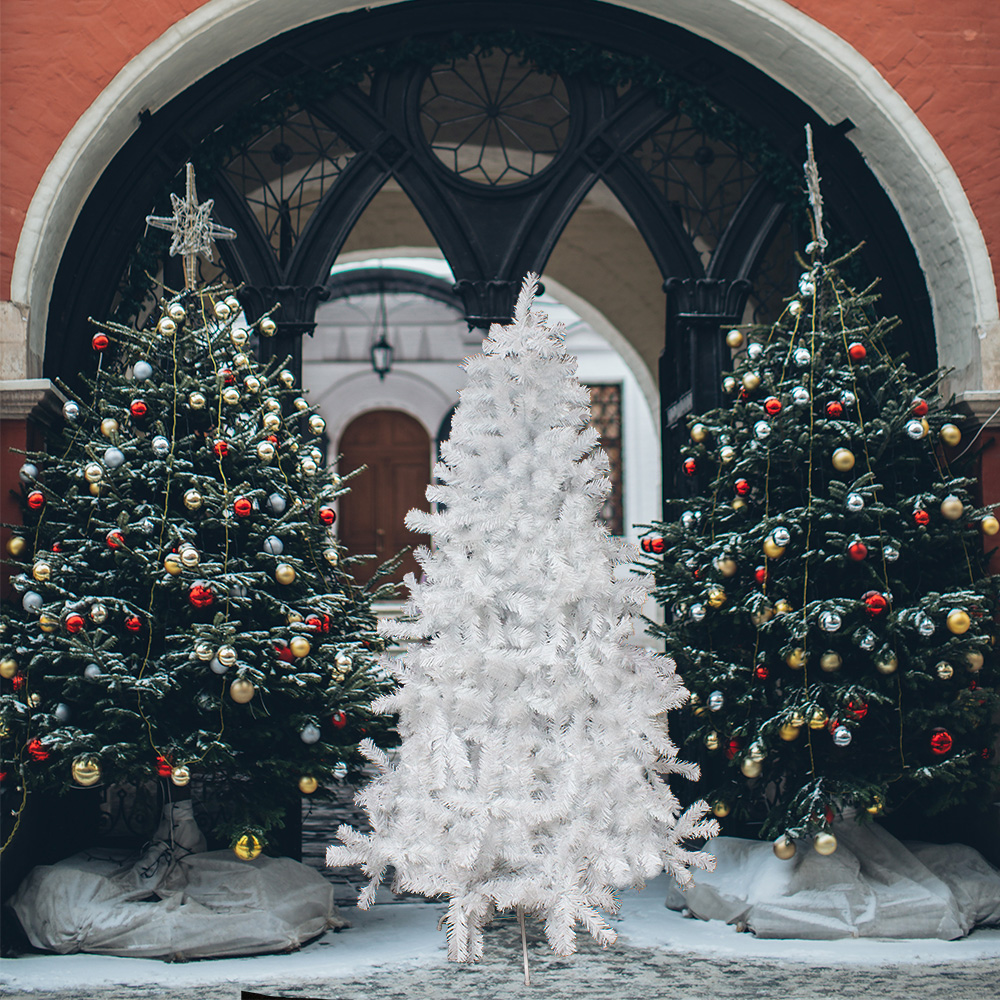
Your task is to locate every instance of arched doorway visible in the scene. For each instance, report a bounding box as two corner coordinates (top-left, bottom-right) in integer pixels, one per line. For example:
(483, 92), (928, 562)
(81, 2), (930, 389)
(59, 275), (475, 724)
(337, 410), (431, 585)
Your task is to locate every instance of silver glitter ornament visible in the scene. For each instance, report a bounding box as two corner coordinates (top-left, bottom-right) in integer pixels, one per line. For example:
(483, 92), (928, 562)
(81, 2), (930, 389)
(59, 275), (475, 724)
(708, 691), (725, 712)
(754, 420), (771, 440)
(262, 536), (284, 555)
(299, 723), (321, 745)
(267, 493), (287, 514)
(855, 628), (877, 651)
(793, 348), (811, 367)
(151, 435), (170, 457)
(905, 419), (925, 440)
(22, 591), (43, 612)
(819, 610), (842, 632)
(747, 343), (763, 362)
(63, 400), (80, 422)
(832, 726), (852, 747)
(133, 361), (153, 380)
(883, 545), (899, 562)
(209, 657), (229, 675)
(846, 493), (865, 512)
(84, 663), (102, 679)
(772, 527), (791, 547)
(55, 703), (71, 722)
(19, 463), (38, 483)
(840, 391), (856, 408)
(103, 447), (125, 468)
(916, 614), (936, 638)
(792, 386), (810, 405)
(690, 604), (707, 622)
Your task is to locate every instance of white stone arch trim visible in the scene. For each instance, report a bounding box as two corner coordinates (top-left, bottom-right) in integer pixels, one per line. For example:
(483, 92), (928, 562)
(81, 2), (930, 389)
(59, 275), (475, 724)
(11, 0), (997, 393)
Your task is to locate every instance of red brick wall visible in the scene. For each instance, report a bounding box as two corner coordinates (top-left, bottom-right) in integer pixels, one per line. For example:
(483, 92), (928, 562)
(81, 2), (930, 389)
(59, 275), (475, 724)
(1, 0), (998, 298)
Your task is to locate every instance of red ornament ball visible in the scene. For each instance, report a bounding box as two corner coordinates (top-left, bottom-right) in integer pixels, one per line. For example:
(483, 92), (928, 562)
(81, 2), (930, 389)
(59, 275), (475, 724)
(914, 508), (930, 526)
(640, 538), (652, 553)
(27, 490), (45, 510)
(683, 458), (697, 477)
(764, 396), (782, 416)
(848, 541), (868, 561)
(129, 399), (147, 419)
(930, 727), (953, 756)
(826, 401), (844, 418)
(274, 642), (295, 663)
(863, 591), (888, 616)
(735, 478), (751, 497)
(234, 497), (252, 518)
(27, 739), (50, 762)
(156, 755), (173, 777)
(319, 506), (336, 526)
(848, 342), (867, 361)
(106, 529), (124, 549)
(650, 536), (665, 554)
(754, 566), (767, 585)
(125, 615), (142, 633)
(305, 614), (331, 633)
(12, 675), (25, 692)
(213, 440), (229, 458)
(331, 710), (348, 729)
(221, 367), (235, 384)
(911, 397), (929, 417)
(726, 738), (742, 761)
(65, 613), (85, 634)
(91, 333), (109, 352)
(51, 542), (62, 552)
(845, 698), (868, 720)
(189, 583), (214, 609)
(981, 746), (995, 761)
(754, 664), (769, 680)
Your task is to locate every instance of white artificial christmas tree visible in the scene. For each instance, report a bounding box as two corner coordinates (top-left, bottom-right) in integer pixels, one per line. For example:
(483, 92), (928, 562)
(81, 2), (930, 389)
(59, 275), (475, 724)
(327, 276), (717, 968)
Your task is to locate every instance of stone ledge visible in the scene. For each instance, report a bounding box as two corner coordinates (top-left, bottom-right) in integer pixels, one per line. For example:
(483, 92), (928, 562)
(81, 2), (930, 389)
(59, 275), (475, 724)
(0, 378), (67, 423)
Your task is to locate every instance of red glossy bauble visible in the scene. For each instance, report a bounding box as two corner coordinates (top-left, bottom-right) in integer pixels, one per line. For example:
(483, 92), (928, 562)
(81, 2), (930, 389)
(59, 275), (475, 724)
(848, 342), (866, 361)
(683, 458), (697, 477)
(27, 490), (45, 510)
(735, 478), (751, 496)
(754, 566), (767, 585)
(106, 529), (124, 548)
(12, 675), (25, 691)
(914, 509), (930, 526)
(221, 367), (235, 384)
(92, 333), (109, 352)
(911, 397), (929, 417)
(845, 698), (868, 720)
(130, 399), (148, 419)
(863, 591), (888, 616)
(125, 615), (142, 632)
(65, 613), (85, 633)
(641, 538), (652, 553)
(213, 440), (229, 458)
(319, 506), (336, 526)
(189, 584), (214, 609)
(764, 396), (782, 416)
(274, 642), (295, 663)
(929, 727), (953, 756)
(234, 497), (252, 517)
(754, 664), (769, 680)
(726, 738), (742, 761)
(826, 401), (843, 418)
(331, 710), (348, 729)
(51, 542), (62, 552)
(27, 739), (50, 761)
(305, 614), (331, 633)
(156, 755), (173, 777)
(650, 536), (665, 554)
(848, 541), (868, 561)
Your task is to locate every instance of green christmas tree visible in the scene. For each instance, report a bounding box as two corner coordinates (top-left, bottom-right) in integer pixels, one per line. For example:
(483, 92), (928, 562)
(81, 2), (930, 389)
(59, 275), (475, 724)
(1, 168), (395, 853)
(643, 148), (999, 859)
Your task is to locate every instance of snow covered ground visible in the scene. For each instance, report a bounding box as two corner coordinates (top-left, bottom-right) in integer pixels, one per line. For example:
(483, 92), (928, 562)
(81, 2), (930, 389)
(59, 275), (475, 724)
(2, 874), (998, 1000)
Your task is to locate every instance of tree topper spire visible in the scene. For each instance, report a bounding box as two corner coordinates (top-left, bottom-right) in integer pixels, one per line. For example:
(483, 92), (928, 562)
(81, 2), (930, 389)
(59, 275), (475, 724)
(803, 124), (828, 258)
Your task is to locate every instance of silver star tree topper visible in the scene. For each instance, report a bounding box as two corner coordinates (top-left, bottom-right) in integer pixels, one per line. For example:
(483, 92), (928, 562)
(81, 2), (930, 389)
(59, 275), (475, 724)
(145, 163), (236, 288)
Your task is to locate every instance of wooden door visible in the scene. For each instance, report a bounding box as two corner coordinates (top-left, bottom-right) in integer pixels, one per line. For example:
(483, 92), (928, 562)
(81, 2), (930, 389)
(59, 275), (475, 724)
(337, 410), (431, 586)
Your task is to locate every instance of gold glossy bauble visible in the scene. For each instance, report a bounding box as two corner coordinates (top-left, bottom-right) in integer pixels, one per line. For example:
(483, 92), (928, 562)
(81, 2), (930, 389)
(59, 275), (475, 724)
(789, 712), (806, 728)
(940, 496), (964, 520)
(732, 499), (747, 511)
(740, 758), (763, 778)
(690, 423), (708, 443)
(170, 765), (191, 787)
(293, 397), (309, 412)
(39, 613), (60, 633)
(7, 535), (27, 557)
(715, 557), (738, 577)
(259, 318), (277, 337)
(231, 328), (249, 348)
(222, 387), (241, 406)
(935, 662), (954, 680)
(866, 797), (884, 816)
(300, 459), (318, 476)
(875, 653), (898, 675)
(89, 483), (101, 496)
(183, 489), (203, 511)
(32, 562), (51, 582)
(157, 317), (176, 336)
(233, 352), (250, 369)
(230, 678), (256, 703)
(299, 775), (319, 795)
(214, 301), (231, 320)
(279, 369), (295, 388)
(947, 609), (971, 635)
(762, 537), (785, 559)
(719, 445), (736, 464)
(233, 833), (263, 860)
(257, 442), (276, 462)
(217, 645), (238, 667)
(100, 417), (119, 438)
(981, 515), (1000, 536)
(262, 412), (281, 432)
(813, 832), (838, 856)
(707, 587), (726, 609)
(742, 372), (761, 392)
(286, 610), (304, 625)
(939, 423), (962, 446)
(189, 392), (207, 410)
(966, 650), (984, 672)
(244, 376), (261, 394)
(164, 553), (183, 575)
(0, 658), (18, 679)
(831, 447), (856, 472)
(71, 754), (103, 787)
(84, 463), (104, 483)
(774, 599), (793, 615)
(751, 606), (774, 627)
(820, 651), (842, 673)
(723, 377), (738, 395)
(778, 723), (801, 741)
(224, 295), (241, 312)
(179, 546), (200, 569)
(195, 642), (214, 661)
(323, 547), (339, 566)
(808, 708), (828, 730)
(704, 731), (720, 750)
(289, 636), (311, 658)
(168, 303), (187, 323)
(711, 800), (731, 818)
(726, 329), (745, 349)
(275, 563), (296, 585)
(773, 835), (796, 860)
(308, 414), (326, 435)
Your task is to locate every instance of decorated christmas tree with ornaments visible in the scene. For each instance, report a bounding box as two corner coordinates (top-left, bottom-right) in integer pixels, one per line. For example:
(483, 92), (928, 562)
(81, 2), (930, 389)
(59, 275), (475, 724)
(1, 165), (394, 855)
(642, 136), (999, 860)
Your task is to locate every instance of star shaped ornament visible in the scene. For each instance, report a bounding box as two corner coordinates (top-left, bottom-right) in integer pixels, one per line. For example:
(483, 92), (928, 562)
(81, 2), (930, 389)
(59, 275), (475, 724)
(146, 163), (236, 288)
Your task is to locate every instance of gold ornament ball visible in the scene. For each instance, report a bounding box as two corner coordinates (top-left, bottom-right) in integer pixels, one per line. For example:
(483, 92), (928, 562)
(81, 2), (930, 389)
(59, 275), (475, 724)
(940, 423), (962, 447)
(726, 329), (745, 349)
(723, 377), (738, 395)
(32, 562), (51, 582)
(224, 295), (241, 312)
(940, 496), (964, 520)
(293, 397), (309, 412)
(183, 489), (203, 511)
(778, 722), (801, 742)
(0, 658), (18, 679)
(287, 610), (304, 625)
(233, 833), (263, 860)
(275, 564), (296, 585)
(89, 483), (101, 496)
(278, 369), (295, 388)
(100, 417), (119, 438)
(981, 516), (1000, 536)
(244, 376), (261, 394)
(289, 636), (311, 658)
(259, 318), (277, 338)
(222, 387), (241, 406)
(263, 412), (281, 432)
(179, 546), (200, 569)
(774, 599), (793, 615)
(690, 423), (708, 443)
(157, 317), (176, 337)
(189, 392), (207, 410)
(832, 447), (856, 472)
(7, 536), (27, 557)
(947, 609), (971, 635)
(299, 775), (319, 795)
(213, 301), (231, 321)
(808, 708), (828, 730)
(732, 499), (747, 511)
(300, 459), (318, 476)
(217, 645), (238, 667)
(167, 303), (187, 323)
(257, 442), (276, 462)
(323, 547), (339, 566)
(230, 678), (256, 704)
(741, 758), (763, 778)
(751, 605), (774, 626)
(790, 712), (806, 728)
(773, 835), (796, 860)
(875, 653), (898, 675)
(308, 414), (326, 435)
(71, 755), (103, 787)
(39, 613), (60, 633)
(704, 731), (720, 750)
(194, 642), (214, 661)
(231, 328), (249, 348)
(164, 553), (183, 575)
(233, 352), (250, 370)
(84, 462), (103, 483)
(711, 800), (731, 818)
(866, 797), (884, 816)
(719, 445), (736, 464)
(716, 557), (738, 577)
(742, 372), (761, 392)
(170, 765), (191, 787)
(820, 650), (842, 673)
(813, 832), (838, 856)
(935, 662), (954, 680)
(707, 587), (726, 609)
(966, 650), (984, 672)
(762, 537), (785, 559)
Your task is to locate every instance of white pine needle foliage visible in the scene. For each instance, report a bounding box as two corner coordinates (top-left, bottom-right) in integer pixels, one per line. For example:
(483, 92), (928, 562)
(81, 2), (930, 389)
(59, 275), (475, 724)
(327, 275), (718, 960)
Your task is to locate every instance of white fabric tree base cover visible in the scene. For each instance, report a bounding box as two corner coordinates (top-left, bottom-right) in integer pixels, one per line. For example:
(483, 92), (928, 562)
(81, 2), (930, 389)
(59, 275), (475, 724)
(665, 818), (1000, 939)
(7, 801), (346, 960)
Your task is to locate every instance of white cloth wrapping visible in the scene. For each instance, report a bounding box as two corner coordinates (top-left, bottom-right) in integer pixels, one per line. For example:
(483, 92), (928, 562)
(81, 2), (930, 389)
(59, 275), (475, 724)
(8, 801), (346, 959)
(665, 819), (1000, 939)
